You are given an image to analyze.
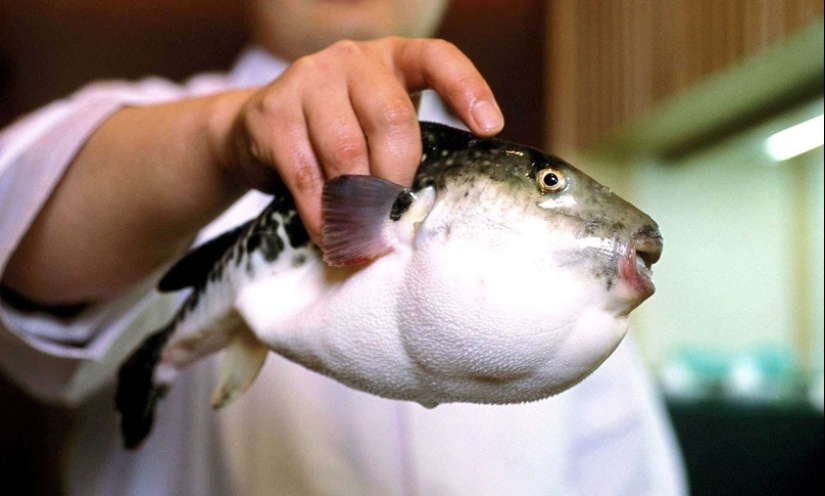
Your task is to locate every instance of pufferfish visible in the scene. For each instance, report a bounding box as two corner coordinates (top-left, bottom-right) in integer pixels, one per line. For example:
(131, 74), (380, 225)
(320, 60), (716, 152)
(116, 121), (663, 448)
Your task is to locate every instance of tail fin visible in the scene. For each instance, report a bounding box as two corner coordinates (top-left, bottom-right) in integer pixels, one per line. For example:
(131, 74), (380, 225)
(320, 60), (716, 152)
(115, 324), (174, 449)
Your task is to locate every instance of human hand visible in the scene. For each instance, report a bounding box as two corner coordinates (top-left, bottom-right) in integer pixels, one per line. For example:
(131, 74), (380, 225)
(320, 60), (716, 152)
(219, 37), (503, 244)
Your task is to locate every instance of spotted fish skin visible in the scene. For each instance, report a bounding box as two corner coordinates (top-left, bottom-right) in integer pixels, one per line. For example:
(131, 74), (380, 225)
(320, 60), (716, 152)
(116, 121), (663, 449)
(116, 193), (314, 448)
(155, 195), (310, 345)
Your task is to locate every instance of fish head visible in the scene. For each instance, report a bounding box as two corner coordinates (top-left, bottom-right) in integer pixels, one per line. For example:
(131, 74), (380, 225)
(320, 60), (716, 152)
(527, 155), (663, 315)
(397, 123), (663, 404)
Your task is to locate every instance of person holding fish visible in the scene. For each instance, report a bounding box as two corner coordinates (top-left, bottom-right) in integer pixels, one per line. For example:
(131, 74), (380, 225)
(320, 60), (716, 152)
(0, 1), (687, 494)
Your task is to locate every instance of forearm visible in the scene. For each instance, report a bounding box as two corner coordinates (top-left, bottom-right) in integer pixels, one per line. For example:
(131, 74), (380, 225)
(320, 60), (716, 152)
(1, 89), (256, 306)
(1, 37), (503, 308)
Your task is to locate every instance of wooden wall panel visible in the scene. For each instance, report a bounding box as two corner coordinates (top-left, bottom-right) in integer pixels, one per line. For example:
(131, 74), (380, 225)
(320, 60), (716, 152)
(545, 0), (824, 153)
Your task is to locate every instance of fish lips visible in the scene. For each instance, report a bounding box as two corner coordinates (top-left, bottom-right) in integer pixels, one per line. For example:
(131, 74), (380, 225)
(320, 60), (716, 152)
(616, 225), (663, 313)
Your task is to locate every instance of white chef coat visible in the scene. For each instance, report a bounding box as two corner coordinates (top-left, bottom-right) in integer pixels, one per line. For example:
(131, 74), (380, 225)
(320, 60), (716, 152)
(0, 47), (687, 496)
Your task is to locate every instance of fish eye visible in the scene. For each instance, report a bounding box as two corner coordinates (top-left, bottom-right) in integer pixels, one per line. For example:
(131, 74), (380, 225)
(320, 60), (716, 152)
(537, 168), (567, 193)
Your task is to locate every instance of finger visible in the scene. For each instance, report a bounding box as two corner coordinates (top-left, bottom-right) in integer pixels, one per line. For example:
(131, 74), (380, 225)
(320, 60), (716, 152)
(349, 69), (421, 188)
(303, 82), (371, 180)
(390, 38), (504, 136)
(244, 91), (327, 243)
(272, 122), (326, 243)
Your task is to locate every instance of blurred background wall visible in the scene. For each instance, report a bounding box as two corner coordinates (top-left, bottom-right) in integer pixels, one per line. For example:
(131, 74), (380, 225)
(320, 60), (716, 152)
(0, 0), (249, 127)
(542, 0), (823, 374)
(544, 0), (823, 152)
(542, 2), (823, 495)
(0, 0), (546, 146)
(1, 1), (823, 494)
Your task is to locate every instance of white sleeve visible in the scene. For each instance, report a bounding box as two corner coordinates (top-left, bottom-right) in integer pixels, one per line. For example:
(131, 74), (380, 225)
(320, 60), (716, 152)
(564, 337), (689, 495)
(0, 76), (229, 405)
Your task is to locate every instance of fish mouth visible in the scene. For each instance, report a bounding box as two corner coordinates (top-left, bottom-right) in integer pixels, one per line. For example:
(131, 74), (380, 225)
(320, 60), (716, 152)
(616, 225), (663, 312)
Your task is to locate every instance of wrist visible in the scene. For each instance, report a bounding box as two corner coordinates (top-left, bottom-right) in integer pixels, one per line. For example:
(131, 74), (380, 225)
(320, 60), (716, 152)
(205, 88), (260, 195)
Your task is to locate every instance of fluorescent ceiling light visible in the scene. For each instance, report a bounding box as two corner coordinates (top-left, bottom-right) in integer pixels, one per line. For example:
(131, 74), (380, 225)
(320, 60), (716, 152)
(765, 114), (824, 161)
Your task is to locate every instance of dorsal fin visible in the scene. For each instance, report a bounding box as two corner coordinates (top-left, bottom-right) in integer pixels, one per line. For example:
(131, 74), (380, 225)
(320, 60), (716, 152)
(419, 121), (475, 159)
(158, 220), (252, 292)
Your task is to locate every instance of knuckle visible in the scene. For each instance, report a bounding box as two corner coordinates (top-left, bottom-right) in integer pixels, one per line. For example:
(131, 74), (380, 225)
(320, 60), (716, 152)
(454, 75), (487, 99)
(376, 36), (404, 50)
(284, 55), (321, 81)
(327, 39), (362, 59)
(329, 135), (367, 169)
(246, 139), (270, 165)
(289, 55), (316, 73)
(423, 38), (458, 58)
(376, 97), (417, 130)
(292, 162), (323, 195)
(256, 91), (286, 118)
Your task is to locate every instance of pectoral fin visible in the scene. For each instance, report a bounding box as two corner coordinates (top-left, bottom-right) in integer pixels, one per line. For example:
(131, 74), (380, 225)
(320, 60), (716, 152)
(211, 328), (268, 409)
(321, 175), (435, 267)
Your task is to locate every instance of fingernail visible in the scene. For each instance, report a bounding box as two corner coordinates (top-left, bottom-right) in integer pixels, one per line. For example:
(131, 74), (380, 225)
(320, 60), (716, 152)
(471, 100), (503, 133)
